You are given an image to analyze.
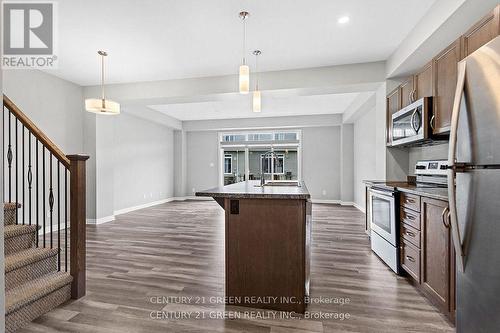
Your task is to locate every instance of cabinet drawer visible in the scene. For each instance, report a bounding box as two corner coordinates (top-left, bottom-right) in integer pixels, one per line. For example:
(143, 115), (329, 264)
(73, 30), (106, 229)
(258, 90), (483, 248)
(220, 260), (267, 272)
(400, 207), (421, 230)
(400, 192), (420, 212)
(401, 223), (421, 248)
(401, 240), (421, 283)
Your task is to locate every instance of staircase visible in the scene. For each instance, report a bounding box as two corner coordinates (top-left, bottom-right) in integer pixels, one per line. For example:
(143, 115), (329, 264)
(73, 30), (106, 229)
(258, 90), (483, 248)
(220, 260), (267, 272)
(3, 95), (89, 332)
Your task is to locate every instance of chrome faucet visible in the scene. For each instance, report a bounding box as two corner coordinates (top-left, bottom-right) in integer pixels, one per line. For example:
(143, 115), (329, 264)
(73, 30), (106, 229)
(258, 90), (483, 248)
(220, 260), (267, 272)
(261, 150), (277, 186)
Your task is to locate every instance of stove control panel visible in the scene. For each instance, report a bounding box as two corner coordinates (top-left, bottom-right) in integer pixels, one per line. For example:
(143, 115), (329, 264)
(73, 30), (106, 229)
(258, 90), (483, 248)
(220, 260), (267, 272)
(415, 160), (449, 176)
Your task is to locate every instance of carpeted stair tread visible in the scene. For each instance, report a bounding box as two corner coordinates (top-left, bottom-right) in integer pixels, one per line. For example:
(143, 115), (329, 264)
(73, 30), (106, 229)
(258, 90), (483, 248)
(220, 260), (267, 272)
(5, 247), (59, 273)
(6, 271), (72, 315)
(4, 202), (21, 210)
(4, 224), (40, 239)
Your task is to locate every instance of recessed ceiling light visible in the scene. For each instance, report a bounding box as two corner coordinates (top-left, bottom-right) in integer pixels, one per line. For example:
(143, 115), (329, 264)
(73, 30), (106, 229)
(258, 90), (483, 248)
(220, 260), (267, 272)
(338, 16), (350, 24)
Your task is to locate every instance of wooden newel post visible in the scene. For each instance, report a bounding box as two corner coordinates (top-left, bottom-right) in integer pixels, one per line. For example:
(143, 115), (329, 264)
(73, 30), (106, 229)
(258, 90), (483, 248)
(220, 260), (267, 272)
(67, 154), (89, 299)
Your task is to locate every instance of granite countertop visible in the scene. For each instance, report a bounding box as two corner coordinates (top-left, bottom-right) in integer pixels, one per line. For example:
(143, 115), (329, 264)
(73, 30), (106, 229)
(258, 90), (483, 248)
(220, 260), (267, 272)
(363, 180), (448, 201)
(196, 180), (311, 200)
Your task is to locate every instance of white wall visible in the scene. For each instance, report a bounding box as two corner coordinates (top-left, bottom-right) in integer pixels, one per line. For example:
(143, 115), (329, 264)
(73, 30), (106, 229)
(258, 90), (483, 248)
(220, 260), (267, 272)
(186, 131), (219, 196)
(353, 107), (377, 211)
(3, 70), (84, 154)
(113, 113), (174, 211)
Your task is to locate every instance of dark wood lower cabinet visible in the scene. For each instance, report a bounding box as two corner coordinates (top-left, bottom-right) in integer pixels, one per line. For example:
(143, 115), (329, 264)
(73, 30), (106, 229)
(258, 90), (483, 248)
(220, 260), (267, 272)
(399, 195), (455, 324)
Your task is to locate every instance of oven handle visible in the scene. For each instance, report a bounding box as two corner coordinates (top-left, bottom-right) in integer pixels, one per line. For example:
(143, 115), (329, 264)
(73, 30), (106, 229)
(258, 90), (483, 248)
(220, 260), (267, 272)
(369, 188), (395, 199)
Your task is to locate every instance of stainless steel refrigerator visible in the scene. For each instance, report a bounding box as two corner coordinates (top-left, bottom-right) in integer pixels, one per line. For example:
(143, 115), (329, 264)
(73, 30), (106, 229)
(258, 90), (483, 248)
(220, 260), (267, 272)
(448, 35), (500, 332)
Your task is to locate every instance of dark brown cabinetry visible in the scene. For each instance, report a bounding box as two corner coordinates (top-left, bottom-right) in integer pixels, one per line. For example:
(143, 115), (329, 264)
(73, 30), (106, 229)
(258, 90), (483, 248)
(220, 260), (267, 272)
(462, 6), (500, 57)
(415, 61), (434, 99)
(432, 39), (462, 135)
(400, 76), (416, 108)
(386, 5), (499, 144)
(386, 87), (401, 145)
(398, 194), (455, 323)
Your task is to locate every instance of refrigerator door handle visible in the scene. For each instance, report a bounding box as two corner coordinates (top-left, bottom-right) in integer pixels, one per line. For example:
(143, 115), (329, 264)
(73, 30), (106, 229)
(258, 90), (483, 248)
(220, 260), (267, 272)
(448, 60), (467, 272)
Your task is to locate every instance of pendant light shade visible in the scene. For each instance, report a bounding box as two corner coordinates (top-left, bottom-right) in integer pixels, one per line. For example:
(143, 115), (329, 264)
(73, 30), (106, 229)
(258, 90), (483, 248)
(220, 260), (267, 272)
(239, 64), (250, 94)
(239, 11), (250, 94)
(85, 51), (120, 115)
(253, 50), (262, 112)
(253, 90), (261, 112)
(85, 98), (120, 115)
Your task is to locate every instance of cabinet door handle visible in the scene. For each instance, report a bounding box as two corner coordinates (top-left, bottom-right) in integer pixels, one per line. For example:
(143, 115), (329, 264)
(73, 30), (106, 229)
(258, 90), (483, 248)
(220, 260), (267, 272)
(405, 231), (416, 237)
(442, 207), (450, 228)
(405, 198), (415, 204)
(406, 255), (415, 262)
(430, 114), (436, 130)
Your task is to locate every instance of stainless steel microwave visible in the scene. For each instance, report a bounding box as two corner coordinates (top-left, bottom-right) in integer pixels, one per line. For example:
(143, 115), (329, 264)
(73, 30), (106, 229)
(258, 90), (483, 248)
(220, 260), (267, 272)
(391, 97), (432, 147)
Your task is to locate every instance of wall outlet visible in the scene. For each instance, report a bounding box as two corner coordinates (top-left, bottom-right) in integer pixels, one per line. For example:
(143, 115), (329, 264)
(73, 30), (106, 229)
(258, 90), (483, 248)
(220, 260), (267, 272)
(192, 188), (196, 194)
(322, 190), (327, 196)
(209, 162), (214, 167)
(143, 194), (146, 199)
(150, 192), (153, 198)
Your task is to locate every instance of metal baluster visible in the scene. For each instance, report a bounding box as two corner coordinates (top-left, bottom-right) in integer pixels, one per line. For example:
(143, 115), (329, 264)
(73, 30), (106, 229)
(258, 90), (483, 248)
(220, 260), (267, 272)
(42, 148), (46, 247)
(8, 110), (12, 202)
(15, 118), (18, 224)
(64, 168), (68, 272)
(57, 161), (61, 271)
(22, 125), (25, 225)
(28, 132), (32, 226)
(49, 154), (53, 248)
(36, 140), (39, 246)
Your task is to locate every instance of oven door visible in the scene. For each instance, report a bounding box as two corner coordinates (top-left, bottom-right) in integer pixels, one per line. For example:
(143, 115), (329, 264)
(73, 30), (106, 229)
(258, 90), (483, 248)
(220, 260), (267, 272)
(369, 188), (397, 246)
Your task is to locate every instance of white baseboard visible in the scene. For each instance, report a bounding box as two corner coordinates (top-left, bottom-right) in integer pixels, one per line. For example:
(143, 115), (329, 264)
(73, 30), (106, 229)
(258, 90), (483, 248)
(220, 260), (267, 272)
(310, 199), (341, 204)
(86, 215), (115, 225)
(113, 198), (176, 216)
(353, 202), (366, 213)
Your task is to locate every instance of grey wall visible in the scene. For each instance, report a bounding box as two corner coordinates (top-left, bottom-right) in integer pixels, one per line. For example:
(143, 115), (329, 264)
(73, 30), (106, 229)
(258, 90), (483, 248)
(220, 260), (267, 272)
(173, 130), (187, 197)
(353, 107), (378, 211)
(186, 131), (219, 195)
(302, 126), (341, 200)
(341, 124), (354, 203)
(408, 143), (449, 175)
(113, 113), (174, 211)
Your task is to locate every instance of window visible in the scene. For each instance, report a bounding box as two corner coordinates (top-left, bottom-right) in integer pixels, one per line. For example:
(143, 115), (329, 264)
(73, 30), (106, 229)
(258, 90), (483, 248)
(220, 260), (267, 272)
(274, 132), (297, 141)
(260, 154), (285, 174)
(222, 134), (246, 142)
(248, 133), (273, 141)
(224, 154), (232, 174)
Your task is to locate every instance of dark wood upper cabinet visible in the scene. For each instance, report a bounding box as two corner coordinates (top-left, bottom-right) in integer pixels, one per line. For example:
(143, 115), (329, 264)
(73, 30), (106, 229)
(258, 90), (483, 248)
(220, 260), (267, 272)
(432, 38), (462, 135)
(415, 61), (434, 99)
(386, 87), (401, 145)
(400, 76), (416, 108)
(420, 198), (455, 320)
(462, 5), (500, 58)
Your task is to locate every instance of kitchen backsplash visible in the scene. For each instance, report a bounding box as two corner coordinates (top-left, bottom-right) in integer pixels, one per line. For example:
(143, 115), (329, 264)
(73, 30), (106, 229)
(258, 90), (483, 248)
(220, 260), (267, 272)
(408, 142), (449, 175)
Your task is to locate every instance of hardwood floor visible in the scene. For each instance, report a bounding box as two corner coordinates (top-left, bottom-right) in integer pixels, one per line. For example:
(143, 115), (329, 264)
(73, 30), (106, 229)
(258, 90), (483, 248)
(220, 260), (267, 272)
(18, 201), (454, 332)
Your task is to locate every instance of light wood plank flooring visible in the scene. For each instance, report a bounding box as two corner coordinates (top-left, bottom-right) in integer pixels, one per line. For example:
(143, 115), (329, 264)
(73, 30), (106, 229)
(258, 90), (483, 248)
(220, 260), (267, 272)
(19, 201), (454, 332)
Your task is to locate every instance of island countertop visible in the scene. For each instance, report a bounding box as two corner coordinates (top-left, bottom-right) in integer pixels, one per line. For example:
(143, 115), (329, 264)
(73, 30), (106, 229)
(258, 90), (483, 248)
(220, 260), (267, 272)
(196, 180), (311, 200)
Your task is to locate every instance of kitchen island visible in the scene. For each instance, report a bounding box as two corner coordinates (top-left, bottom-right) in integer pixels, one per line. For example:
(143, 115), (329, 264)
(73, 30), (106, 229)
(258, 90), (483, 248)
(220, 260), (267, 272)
(196, 180), (311, 313)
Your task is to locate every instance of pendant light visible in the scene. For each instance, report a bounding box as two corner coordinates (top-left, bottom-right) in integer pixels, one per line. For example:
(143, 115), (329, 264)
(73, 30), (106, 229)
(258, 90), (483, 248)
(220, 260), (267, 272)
(253, 50), (261, 113)
(239, 11), (250, 94)
(85, 51), (120, 115)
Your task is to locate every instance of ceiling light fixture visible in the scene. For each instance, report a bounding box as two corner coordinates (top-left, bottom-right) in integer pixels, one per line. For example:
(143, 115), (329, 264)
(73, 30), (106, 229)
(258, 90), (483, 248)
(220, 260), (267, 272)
(239, 11), (250, 94)
(85, 51), (120, 115)
(338, 16), (350, 24)
(253, 50), (261, 113)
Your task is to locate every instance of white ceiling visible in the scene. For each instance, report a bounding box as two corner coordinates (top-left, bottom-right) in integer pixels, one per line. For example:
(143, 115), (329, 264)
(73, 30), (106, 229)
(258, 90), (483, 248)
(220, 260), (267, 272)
(150, 92), (365, 121)
(48, 0), (437, 86)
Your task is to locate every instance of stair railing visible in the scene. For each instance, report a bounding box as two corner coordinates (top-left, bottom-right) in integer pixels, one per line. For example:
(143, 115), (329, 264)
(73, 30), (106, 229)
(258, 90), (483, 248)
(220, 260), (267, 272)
(3, 95), (88, 299)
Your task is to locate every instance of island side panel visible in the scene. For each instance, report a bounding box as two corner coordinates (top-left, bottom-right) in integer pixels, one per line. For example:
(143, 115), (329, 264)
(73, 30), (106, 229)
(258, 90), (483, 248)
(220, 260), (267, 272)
(224, 197), (307, 313)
